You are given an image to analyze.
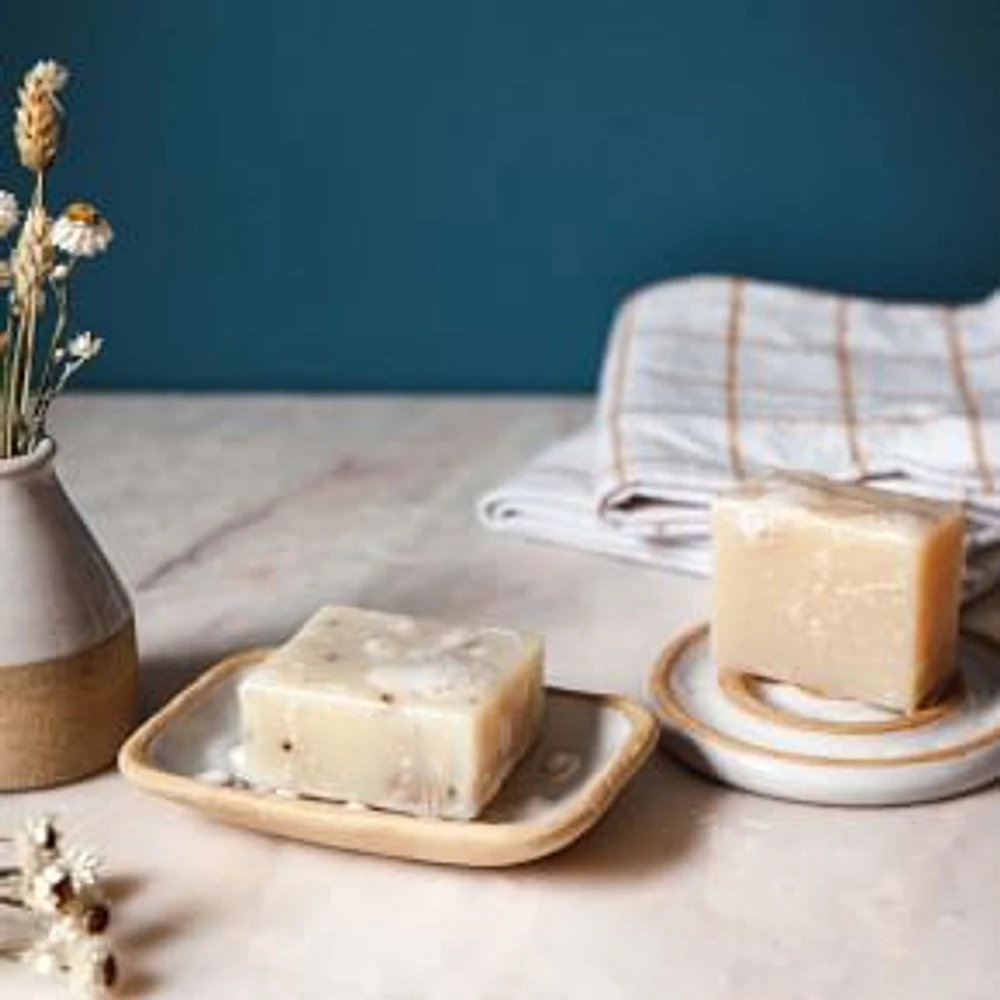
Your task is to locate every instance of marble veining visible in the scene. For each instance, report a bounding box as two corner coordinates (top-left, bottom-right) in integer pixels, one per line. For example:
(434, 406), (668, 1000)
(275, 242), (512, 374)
(0, 394), (995, 1000)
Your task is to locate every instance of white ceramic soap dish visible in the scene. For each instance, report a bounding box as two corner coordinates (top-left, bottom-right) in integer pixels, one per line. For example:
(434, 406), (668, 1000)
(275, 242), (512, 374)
(649, 624), (1000, 806)
(120, 650), (658, 867)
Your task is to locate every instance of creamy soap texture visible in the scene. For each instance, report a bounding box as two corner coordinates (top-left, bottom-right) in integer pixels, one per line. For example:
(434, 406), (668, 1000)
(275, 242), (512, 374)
(238, 606), (544, 819)
(711, 473), (965, 712)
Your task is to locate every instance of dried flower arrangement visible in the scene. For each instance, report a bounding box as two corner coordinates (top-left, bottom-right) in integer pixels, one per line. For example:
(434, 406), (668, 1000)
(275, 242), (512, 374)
(0, 816), (118, 996)
(0, 60), (112, 459)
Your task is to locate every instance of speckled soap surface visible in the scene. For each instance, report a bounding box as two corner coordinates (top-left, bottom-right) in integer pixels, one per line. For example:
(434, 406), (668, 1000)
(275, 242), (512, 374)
(712, 472), (965, 711)
(238, 606), (544, 818)
(2, 395), (998, 1000)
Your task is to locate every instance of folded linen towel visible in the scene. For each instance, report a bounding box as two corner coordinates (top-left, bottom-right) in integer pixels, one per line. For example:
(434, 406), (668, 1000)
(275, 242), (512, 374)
(479, 276), (1000, 597)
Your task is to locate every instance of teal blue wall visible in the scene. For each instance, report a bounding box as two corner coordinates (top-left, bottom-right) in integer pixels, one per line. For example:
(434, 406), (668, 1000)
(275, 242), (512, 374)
(5, 2), (1000, 390)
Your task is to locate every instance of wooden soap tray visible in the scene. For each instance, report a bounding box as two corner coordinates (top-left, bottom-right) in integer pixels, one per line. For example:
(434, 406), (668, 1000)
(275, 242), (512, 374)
(119, 650), (658, 867)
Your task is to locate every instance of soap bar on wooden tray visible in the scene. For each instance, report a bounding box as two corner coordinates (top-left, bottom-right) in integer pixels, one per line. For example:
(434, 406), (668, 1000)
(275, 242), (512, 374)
(711, 473), (965, 712)
(238, 606), (544, 819)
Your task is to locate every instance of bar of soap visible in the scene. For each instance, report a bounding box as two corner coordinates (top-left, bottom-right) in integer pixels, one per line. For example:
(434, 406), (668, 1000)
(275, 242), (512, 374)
(711, 473), (965, 712)
(238, 606), (544, 819)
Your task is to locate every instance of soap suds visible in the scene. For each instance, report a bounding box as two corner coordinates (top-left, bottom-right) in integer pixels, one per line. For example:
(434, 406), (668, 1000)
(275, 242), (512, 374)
(194, 768), (231, 787)
(439, 628), (476, 648)
(386, 615), (417, 635)
(543, 751), (581, 783)
(363, 636), (399, 658)
(366, 659), (496, 701)
(733, 504), (775, 541)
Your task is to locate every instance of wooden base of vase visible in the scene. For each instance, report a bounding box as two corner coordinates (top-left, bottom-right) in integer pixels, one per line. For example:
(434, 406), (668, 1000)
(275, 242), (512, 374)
(0, 620), (138, 791)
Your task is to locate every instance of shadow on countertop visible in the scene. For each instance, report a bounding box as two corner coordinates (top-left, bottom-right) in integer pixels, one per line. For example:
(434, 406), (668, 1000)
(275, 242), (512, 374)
(526, 750), (721, 883)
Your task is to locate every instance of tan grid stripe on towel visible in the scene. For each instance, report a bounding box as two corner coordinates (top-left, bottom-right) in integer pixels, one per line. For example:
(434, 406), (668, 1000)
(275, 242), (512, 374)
(833, 298), (867, 476)
(607, 297), (640, 489)
(644, 367), (956, 404)
(724, 278), (746, 478)
(482, 276), (1000, 588)
(944, 308), (995, 495)
(617, 316), (1000, 362)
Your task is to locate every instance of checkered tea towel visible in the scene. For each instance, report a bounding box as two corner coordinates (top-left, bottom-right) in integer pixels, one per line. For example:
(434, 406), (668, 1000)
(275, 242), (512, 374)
(479, 276), (1000, 597)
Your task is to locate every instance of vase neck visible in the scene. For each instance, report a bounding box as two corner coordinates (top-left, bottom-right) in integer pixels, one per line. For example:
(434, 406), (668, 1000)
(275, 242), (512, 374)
(0, 438), (57, 479)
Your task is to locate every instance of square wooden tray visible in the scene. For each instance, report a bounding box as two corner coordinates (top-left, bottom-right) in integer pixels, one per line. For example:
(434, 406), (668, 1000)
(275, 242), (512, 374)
(119, 650), (658, 867)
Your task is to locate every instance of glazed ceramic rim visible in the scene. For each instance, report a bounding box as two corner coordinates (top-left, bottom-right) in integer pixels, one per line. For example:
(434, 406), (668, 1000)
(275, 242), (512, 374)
(716, 664), (963, 735)
(0, 437), (56, 476)
(649, 622), (1000, 769)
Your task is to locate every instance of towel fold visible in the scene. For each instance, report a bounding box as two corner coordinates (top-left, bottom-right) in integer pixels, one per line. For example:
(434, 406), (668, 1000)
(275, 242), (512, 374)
(479, 276), (1000, 598)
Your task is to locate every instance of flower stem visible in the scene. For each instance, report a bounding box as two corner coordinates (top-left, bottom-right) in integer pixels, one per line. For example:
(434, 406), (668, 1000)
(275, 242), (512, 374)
(2, 309), (27, 458)
(29, 270), (71, 450)
(1, 314), (14, 457)
(0, 350), (9, 459)
(18, 297), (37, 446)
(0, 945), (35, 962)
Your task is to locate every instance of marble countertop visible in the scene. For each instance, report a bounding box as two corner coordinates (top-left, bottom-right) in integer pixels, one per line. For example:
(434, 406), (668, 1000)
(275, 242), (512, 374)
(2, 394), (998, 999)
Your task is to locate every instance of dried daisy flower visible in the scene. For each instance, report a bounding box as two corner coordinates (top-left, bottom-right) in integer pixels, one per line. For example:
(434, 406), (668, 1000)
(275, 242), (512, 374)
(20, 921), (118, 998)
(0, 191), (19, 238)
(65, 935), (118, 997)
(14, 59), (67, 173)
(1, 816), (120, 996)
(27, 328), (105, 449)
(50, 203), (113, 258)
(63, 851), (109, 936)
(0, 59), (112, 458)
(66, 331), (102, 361)
(19, 814), (60, 851)
(63, 847), (101, 889)
(22, 937), (62, 980)
(11, 815), (60, 876)
(44, 915), (89, 950)
(20, 848), (108, 924)
(78, 900), (111, 936)
(24, 859), (76, 916)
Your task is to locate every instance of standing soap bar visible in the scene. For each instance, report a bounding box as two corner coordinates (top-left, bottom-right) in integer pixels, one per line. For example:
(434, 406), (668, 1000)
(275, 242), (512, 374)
(711, 473), (965, 712)
(238, 606), (544, 819)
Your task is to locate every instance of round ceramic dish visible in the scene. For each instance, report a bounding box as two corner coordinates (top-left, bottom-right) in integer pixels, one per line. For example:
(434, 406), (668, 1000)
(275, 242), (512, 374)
(649, 623), (1000, 806)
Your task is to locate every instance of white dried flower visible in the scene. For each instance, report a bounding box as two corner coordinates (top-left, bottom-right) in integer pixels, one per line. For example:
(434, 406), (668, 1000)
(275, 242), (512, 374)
(20, 814), (59, 850)
(64, 847), (101, 888)
(14, 815), (59, 875)
(51, 261), (70, 281)
(50, 203), (112, 258)
(22, 939), (62, 979)
(65, 935), (118, 997)
(21, 914), (118, 995)
(67, 332), (102, 361)
(2, 815), (118, 994)
(25, 60), (69, 96)
(24, 859), (76, 915)
(43, 914), (90, 951)
(0, 192), (19, 239)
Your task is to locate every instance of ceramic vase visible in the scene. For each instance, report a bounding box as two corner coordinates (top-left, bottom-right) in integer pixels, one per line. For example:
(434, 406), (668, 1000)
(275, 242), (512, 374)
(0, 438), (137, 790)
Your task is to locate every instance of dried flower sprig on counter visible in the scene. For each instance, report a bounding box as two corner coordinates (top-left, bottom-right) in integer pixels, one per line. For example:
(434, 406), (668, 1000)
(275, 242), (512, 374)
(0, 59), (112, 458)
(0, 816), (118, 996)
